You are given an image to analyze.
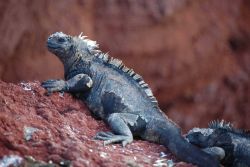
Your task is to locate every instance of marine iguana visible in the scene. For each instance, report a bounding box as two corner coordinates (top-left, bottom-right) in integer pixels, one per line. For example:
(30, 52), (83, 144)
(186, 120), (250, 167)
(42, 32), (219, 167)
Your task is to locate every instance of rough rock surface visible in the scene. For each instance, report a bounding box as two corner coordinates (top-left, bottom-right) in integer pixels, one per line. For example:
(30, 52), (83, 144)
(0, 81), (193, 167)
(0, 0), (249, 131)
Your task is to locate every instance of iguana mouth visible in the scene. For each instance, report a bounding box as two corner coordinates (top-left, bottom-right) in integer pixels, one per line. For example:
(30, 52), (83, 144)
(47, 41), (60, 49)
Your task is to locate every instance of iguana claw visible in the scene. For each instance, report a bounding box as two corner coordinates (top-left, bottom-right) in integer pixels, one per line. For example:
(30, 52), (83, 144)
(94, 131), (132, 147)
(42, 79), (67, 93)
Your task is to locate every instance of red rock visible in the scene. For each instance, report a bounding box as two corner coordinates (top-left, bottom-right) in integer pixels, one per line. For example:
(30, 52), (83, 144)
(0, 81), (193, 167)
(0, 0), (249, 131)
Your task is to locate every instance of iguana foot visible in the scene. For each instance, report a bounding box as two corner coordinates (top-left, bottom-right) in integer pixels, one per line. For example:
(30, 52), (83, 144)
(94, 131), (133, 147)
(42, 79), (67, 93)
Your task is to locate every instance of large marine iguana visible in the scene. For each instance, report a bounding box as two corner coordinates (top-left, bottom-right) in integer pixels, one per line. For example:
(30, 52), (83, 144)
(42, 32), (219, 167)
(186, 120), (250, 167)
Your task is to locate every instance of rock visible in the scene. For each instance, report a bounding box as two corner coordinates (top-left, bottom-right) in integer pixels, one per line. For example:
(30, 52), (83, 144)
(0, 155), (23, 167)
(0, 81), (193, 167)
(23, 126), (40, 141)
(0, 0), (249, 131)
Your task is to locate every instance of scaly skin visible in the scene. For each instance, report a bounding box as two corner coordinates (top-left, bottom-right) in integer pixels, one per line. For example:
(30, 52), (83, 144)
(42, 32), (219, 167)
(186, 120), (250, 167)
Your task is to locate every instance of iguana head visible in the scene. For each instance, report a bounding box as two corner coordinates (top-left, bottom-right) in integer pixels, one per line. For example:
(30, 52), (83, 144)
(186, 128), (214, 147)
(47, 32), (99, 62)
(186, 120), (232, 147)
(47, 32), (74, 60)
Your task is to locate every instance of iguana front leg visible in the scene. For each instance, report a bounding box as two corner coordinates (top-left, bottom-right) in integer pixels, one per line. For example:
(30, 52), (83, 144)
(42, 74), (93, 93)
(94, 113), (134, 147)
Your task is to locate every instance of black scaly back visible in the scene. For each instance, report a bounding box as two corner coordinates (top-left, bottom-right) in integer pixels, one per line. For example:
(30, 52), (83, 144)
(76, 34), (159, 108)
(96, 52), (159, 107)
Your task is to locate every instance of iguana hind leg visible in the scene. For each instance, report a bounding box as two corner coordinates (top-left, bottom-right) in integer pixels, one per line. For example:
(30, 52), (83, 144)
(95, 92), (147, 147)
(94, 113), (134, 147)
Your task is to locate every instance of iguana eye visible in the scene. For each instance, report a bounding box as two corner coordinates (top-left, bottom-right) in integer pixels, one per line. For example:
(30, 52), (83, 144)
(58, 37), (66, 43)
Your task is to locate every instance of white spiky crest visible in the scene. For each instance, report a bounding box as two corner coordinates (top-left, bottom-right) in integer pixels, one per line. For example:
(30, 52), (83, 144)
(78, 32), (87, 40)
(77, 32), (99, 53)
(208, 120), (233, 130)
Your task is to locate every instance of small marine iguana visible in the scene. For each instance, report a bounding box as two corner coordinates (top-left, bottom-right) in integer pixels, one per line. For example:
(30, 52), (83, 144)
(42, 32), (219, 167)
(186, 120), (250, 167)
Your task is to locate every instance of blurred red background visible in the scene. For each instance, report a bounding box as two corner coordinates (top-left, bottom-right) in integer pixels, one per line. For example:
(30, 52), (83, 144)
(0, 0), (249, 131)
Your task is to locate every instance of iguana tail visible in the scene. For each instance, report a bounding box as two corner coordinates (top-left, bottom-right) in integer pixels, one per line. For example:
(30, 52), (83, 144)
(145, 120), (219, 167)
